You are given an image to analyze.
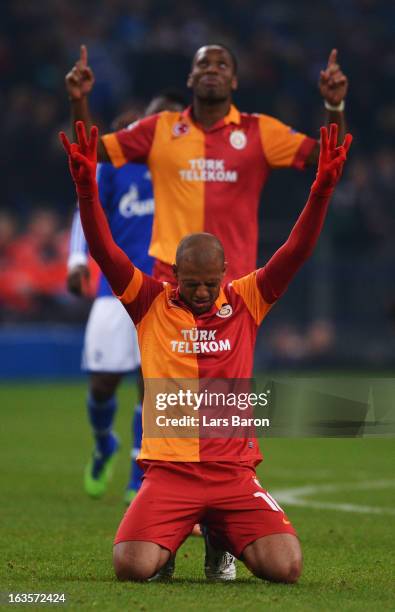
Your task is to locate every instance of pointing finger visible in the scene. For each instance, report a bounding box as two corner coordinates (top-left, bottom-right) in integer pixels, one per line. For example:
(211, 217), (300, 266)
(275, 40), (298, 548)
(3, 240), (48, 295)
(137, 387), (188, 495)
(80, 44), (88, 67)
(327, 48), (338, 66)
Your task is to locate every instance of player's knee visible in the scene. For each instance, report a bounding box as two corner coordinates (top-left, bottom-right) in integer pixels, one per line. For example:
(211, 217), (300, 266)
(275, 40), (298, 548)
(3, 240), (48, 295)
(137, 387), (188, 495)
(277, 556), (302, 583)
(114, 561), (154, 582)
(254, 555), (302, 584)
(113, 549), (156, 582)
(243, 534), (303, 584)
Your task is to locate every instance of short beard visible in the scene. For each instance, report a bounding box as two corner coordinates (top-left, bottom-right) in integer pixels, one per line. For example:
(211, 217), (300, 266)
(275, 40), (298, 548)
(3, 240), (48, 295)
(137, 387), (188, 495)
(195, 91), (229, 105)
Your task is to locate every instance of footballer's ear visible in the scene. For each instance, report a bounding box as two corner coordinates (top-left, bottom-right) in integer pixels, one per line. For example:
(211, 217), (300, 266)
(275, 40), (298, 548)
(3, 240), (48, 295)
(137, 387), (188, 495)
(231, 75), (238, 91)
(186, 73), (193, 89)
(172, 264), (178, 279)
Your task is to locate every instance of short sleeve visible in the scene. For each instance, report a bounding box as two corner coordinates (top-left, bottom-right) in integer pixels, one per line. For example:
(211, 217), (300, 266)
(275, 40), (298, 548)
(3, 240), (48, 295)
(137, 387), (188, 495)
(117, 267), (164, 325)
(102, 114), (159, 168)
(231, 271), (273, 325)
(258, 114), (316, 170)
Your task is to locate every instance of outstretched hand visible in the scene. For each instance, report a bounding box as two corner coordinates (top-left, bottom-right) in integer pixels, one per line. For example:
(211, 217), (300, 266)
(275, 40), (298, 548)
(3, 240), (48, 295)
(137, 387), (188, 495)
(59, 121), (98, 188)
(313, 124), (352, 194)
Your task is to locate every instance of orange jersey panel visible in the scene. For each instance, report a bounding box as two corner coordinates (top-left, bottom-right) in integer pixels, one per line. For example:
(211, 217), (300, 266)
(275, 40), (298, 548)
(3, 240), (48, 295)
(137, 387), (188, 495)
(148, 112), (205, 264)
(118, 267), (272, 463)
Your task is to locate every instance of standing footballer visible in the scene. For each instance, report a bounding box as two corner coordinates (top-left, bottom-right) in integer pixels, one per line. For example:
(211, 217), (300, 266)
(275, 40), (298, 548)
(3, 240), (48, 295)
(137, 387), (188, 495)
(66, 44), (348, 283)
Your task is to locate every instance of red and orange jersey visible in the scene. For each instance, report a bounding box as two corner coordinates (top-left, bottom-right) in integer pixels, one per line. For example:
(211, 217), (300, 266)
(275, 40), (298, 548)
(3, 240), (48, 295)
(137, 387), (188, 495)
(102, 106), (316, 281)
(118, 266), (273, 464)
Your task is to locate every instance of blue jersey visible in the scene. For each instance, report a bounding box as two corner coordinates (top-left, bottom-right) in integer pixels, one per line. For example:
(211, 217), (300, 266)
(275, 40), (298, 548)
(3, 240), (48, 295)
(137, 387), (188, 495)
(68, 162), (154, 297)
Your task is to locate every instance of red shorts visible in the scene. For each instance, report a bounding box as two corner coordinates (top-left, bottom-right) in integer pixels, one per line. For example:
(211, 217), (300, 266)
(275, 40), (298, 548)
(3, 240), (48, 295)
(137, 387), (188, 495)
(114, 461), (296, 558)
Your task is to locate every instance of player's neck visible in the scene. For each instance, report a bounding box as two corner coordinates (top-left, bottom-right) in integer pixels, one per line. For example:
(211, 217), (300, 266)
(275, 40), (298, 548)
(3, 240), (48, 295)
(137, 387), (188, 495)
(192, 99), (232, 130)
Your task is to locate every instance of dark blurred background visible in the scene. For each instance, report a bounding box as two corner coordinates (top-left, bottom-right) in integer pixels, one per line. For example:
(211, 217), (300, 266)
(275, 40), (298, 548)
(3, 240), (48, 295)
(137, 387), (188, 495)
(1, 0), (395, 377)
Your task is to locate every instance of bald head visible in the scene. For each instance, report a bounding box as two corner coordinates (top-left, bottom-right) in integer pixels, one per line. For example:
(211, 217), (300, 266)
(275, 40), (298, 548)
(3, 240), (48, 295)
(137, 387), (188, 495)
(176, 233), (225, 269)
(173, 233), (226, 314)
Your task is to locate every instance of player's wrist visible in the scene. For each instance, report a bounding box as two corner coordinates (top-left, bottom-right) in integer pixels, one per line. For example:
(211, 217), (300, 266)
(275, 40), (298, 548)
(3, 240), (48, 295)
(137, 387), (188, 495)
(76, 181), (98, 198)
(324, 99), (345, 112)
(311, 182), (335, 197)
(68, 93), (88, 103)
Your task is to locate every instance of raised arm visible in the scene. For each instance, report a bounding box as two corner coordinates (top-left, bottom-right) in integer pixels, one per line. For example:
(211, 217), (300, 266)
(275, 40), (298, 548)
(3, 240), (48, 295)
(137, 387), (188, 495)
(59, 122), (133, 296)
(65, 45), (109, 162)
(258, 124), (352, 303)
(320, 49), (348, 143)
(306, 49), (348, 165)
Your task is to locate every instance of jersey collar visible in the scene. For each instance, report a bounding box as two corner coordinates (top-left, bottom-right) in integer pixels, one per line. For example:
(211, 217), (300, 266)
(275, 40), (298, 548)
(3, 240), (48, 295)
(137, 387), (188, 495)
(223, 105), (241, 125)
(182, 105), (241, 131)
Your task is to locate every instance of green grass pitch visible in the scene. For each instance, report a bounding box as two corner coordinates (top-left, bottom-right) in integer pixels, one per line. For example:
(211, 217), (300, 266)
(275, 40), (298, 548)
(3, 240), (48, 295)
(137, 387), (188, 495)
(1, 381), (394, 611)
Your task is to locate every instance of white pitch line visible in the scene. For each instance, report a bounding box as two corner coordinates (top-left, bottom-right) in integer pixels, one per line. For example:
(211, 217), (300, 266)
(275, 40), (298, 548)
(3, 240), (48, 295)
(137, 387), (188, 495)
(272, 480), (395, 516)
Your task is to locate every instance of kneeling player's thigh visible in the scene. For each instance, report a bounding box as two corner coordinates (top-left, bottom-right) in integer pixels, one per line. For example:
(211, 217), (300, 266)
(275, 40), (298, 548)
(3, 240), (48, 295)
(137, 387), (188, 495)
(83, 296), (140, 372)
(114, 464), (204, 554)
(207, 470), (297, 559)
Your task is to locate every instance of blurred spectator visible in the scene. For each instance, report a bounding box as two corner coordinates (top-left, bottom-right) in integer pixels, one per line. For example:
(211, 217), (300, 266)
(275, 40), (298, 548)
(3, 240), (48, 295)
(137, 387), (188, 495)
(268, 320), (335, 367)
(12, 208), (68, 295)
(0, 211), (32, 314)
(0, 209), (70, 322)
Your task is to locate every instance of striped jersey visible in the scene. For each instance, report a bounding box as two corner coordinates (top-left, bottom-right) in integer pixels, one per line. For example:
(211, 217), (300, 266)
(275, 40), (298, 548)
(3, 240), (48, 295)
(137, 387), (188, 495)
(102, 105), (316, 281)
(118, 266), (273, 464)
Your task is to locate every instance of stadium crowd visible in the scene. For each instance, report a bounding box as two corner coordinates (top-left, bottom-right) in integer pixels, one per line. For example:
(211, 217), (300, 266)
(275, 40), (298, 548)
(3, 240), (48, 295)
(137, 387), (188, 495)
(1, 0), (395, 365)
(0, 208), (93, 323)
